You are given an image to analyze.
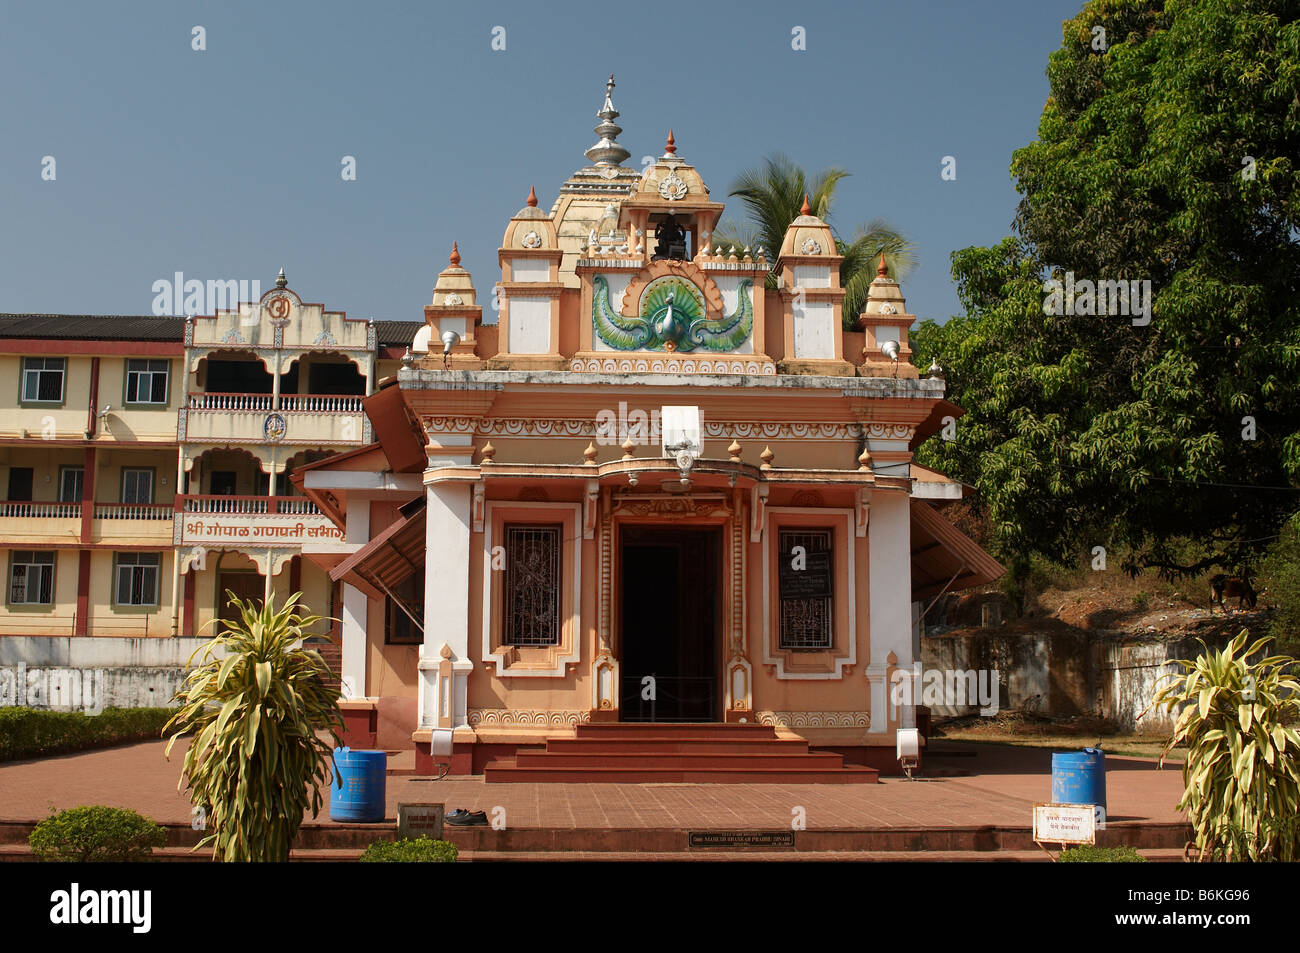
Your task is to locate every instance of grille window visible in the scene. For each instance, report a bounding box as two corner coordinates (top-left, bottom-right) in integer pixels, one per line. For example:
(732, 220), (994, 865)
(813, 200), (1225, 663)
(503, 525), (561, 646)
(115, 552), (161, 606)
(22, 358), (65, 403)
(126, 359), (169, 404)
(10, 551), (55, 605)
(777, 528), (833, 649)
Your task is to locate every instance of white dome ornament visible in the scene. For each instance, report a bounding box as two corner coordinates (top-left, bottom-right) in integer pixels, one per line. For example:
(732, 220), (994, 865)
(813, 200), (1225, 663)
(521, 230), (542, 249)
(801, 237), (822, 255)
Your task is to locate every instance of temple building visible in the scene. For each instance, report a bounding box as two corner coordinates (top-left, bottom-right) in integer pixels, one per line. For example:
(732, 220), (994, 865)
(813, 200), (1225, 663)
(301, 78), (1005, 779)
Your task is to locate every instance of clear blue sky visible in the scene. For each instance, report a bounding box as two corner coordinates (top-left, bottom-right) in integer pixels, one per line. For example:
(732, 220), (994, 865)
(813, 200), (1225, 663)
(0, 0), (1083, 327)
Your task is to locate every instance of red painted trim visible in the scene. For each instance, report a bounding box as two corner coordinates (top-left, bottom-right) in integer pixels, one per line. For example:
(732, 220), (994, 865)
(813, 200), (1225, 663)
(80, 447), (96, 542)
(86, 357), (100, 437)
(0, 542), (169, 551)
(183, 572), (195, 638)
(75, 550), (91, 637)
(0, 439), (179, 449)
(0, 340), (182, 355)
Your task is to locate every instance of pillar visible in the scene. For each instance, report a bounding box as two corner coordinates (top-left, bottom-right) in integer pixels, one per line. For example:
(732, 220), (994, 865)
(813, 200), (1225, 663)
(418, 482), (471, 730)
(867, 490), (912, 737)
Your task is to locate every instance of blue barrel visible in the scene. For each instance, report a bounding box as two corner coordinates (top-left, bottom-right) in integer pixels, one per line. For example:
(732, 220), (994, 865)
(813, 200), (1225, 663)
(329, 747), (387, 822)
(1051, 747), (1106, 811)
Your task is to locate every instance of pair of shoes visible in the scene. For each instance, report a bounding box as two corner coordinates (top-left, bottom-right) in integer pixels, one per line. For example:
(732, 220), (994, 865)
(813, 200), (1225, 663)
(445, 810), (488, 827)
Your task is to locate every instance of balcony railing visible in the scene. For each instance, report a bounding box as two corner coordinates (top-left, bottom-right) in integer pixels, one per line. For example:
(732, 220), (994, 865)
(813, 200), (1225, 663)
(279, 394), (364, 413)
(186, 393), (364, 413)
(0, 502), (81, 519)
(93, 503), (174, 520)
(187, 392), (273, 411)
(176, 495), (322, 516)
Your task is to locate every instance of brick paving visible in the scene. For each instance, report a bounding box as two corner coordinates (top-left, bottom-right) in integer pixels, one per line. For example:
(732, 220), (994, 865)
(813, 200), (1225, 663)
(0, 739), (1187, 830)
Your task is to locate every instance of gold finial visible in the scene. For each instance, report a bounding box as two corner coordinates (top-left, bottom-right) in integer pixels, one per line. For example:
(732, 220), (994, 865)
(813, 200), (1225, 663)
(760, 445), (774, 470)
(621, 438), (636, 461)
(449, 242), (461, 267)
(728, 439), (742, 463)
(858, 447), (872, 471)
(583, 442), (598, 465)
(479, 441), (495, 464)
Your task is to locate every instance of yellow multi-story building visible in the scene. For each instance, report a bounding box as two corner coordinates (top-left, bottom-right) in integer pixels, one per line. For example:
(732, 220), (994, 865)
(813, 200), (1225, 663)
(0, 285), (419, 642)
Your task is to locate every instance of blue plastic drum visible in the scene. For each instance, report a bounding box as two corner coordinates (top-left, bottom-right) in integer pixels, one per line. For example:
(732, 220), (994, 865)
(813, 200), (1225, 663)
(1051, 747), (1106, 811)
(329, 746), (387, 822)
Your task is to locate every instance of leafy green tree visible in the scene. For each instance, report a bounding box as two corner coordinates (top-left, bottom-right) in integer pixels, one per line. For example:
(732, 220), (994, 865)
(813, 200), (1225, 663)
(915, 0), (1300, 580)
(165, 593), (343, 862)
(1260, 511), (1300, 653)
(712, 153), (917, 325)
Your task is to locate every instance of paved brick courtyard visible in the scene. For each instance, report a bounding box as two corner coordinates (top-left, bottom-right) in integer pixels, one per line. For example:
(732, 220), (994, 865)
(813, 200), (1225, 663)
(0, 739), (1187, 831)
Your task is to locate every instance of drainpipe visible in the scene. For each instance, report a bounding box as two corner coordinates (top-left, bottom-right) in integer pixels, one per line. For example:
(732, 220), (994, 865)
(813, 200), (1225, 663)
(170, 446), (184, 636)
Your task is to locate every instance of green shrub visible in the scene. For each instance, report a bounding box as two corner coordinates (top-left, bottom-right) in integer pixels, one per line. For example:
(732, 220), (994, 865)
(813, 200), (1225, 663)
(1260, 513), (1300, 655)
(1059, 845), (1146, 863)
(0, 707), (175, 762)
(29, 806), (167, 862)
(359, 837), (458, 863)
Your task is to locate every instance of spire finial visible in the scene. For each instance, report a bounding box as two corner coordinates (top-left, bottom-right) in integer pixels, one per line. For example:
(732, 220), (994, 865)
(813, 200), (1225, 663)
(665, 129), (677, 155)
(275, 267), (287, 289)
(585, 74), (630, 168)
(801, 194), (811, 217)
(449, 242), (461, 267)
(877, 252), (888, 278)
(526, 185), (538, 207)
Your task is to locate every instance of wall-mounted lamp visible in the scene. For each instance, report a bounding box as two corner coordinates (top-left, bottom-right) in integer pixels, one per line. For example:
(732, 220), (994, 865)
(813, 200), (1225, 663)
(880, 340), (900, 363)
(441, 330), (461, 368)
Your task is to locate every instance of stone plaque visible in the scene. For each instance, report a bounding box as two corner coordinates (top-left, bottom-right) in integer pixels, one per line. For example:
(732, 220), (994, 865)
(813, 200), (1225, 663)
(398, 803), (445, 841)
(778, 550), (832, 600)
(688, 830), (795, 849)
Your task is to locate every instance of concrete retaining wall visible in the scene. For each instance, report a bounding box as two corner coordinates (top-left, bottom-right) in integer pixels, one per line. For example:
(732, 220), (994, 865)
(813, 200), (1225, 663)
(0, 637), (223, 713)
(922, 629), (1231, 732)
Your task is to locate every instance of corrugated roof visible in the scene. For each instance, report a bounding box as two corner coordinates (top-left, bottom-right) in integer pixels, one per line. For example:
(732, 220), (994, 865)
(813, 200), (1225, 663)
(0, 315), (185, 341)
(0, 315), (425, 348)
(373, 320), (424, 347)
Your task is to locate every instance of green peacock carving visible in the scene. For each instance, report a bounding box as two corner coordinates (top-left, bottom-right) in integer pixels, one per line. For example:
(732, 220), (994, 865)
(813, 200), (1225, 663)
(592, 275), (753, 353)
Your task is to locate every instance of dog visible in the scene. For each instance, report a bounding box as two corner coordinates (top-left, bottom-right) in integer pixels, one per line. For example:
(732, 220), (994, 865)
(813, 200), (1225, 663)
(1210, 574), (1257, 612)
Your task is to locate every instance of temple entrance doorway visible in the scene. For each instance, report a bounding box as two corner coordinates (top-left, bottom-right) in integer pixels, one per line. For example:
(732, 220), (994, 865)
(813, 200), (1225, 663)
(618, 525), (720, 722)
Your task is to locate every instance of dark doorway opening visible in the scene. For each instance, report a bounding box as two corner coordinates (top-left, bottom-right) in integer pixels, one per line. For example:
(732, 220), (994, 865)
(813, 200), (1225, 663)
(217, 571), (264, 623)
(619, 525), (720, 722)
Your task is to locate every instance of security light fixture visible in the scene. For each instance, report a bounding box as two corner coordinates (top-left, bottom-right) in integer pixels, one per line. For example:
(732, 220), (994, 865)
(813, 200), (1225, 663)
(881, 339), (900, 362)
(441, 330), (461, 367)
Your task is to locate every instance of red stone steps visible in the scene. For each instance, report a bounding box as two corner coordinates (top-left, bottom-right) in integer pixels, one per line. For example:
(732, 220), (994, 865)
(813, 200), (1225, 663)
(482, 722), (879, 784)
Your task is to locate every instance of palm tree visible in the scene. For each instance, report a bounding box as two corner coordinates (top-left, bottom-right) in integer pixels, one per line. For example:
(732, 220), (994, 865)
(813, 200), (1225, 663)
(712, 154), (917, 328)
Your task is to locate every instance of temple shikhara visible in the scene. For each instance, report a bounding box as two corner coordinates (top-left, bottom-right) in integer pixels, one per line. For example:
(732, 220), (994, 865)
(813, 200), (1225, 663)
(0, 78), (1002, 780)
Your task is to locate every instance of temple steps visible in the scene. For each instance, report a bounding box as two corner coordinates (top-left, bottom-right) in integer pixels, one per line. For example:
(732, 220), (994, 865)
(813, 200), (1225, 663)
(482, 723), (879, 784)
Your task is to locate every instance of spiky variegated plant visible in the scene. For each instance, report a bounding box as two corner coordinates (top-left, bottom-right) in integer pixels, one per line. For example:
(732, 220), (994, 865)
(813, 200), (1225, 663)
(1150, 629), (1300, 861)
(164, 592), (343, 862)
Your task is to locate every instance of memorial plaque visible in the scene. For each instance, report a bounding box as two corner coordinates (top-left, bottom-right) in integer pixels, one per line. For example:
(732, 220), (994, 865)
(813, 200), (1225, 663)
(397, 803), (445, 841)
(778, 550), (832, 600)
(688, 830), (796, 849)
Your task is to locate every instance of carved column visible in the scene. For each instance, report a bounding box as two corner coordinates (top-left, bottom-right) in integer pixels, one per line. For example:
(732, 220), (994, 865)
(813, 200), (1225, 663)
(592, 487), (618, 716)
(725, 486), (753, 719)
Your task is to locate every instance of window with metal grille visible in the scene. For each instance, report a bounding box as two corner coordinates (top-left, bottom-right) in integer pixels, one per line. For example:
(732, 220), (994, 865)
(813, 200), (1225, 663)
(777, 528), (833, 649)
(21, 357), (65, 403)
(125, 359), (170, 404)
(59, 467), (84, 504)
(503, 524), (561, 646)
(9, 551), (55, 605)
(115, 552), (161, 606)
(121, 469), (153, 504)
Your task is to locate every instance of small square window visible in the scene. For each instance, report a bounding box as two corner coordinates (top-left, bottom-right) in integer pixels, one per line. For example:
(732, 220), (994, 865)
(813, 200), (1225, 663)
(21, 358), (65, 403)
(125, 359), (169, 404)
(9, 551), (55, 605)
(115, 552), (161, 606)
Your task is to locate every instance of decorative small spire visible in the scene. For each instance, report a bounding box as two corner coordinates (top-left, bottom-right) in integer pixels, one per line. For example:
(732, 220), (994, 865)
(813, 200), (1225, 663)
(800, 194), (811, 217)
(449, 242), (461, 267)
(877, 252), (888, 278)
(526, 185), (538, 208)
(585, 74), (631, 168)
(479, 441), (495, 465)
(664, 129), (676, 156)
(728, 439), (742, 463)
(760, 445), (775, 470)
(583, 442), (598, 465)
(621, 438), (636, 461)
(275, 267), (287, 289)
(858, 447), (873, 471)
